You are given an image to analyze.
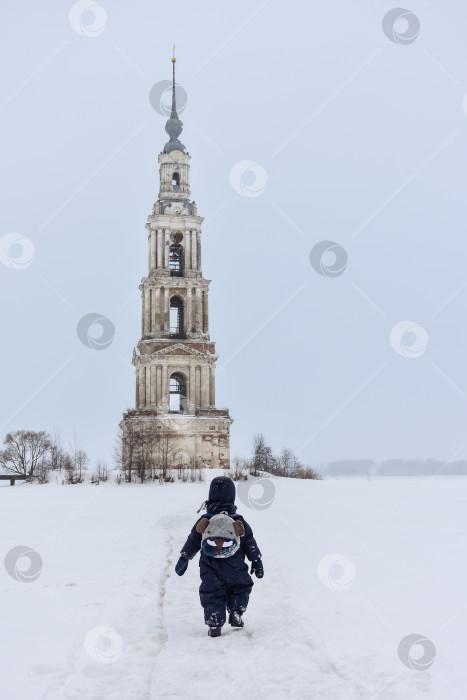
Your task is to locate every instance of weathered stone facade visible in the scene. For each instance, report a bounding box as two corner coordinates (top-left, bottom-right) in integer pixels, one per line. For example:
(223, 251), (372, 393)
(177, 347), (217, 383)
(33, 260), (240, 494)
(120, 58), (232, 470)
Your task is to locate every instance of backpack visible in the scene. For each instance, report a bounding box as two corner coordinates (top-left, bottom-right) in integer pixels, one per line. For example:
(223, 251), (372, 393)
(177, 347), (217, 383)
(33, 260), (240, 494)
(196, 512), (245, 559)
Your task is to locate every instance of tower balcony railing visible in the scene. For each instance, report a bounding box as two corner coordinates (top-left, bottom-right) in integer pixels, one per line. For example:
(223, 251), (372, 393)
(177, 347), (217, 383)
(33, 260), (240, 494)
(169, 329), (186, 339)
(195, 407), (231, 418)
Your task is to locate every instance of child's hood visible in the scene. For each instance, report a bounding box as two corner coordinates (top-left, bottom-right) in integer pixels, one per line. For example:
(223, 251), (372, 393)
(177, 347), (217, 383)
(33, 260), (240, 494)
(208, 476), (236, 504)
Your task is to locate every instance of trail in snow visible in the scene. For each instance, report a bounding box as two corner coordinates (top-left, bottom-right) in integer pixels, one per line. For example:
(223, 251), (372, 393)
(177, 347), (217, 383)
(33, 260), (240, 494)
(1, 477), (466, 699)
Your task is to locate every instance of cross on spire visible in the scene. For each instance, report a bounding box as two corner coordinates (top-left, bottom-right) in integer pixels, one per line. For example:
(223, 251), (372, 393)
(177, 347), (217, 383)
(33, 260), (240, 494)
(164, 49), (186, 154)
(171, 46), (177, 116)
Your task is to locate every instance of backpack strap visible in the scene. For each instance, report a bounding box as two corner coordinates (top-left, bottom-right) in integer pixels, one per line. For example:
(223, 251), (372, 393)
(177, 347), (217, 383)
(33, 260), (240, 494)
(196, 500), (207, 513)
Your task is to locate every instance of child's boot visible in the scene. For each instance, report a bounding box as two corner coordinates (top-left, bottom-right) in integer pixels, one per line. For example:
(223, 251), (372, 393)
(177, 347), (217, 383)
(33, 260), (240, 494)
(228, 611), (244, 628)
(208, 626), (222, 637)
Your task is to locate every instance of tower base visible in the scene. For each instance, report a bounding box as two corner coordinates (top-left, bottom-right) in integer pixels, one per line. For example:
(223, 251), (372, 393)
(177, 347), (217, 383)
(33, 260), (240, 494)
(120, 409), (233, 471)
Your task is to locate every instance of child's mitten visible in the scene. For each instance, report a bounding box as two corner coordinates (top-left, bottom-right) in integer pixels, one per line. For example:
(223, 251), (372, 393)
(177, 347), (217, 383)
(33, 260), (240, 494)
(175, 556), (189, 576)
(250, 558), (264, 579)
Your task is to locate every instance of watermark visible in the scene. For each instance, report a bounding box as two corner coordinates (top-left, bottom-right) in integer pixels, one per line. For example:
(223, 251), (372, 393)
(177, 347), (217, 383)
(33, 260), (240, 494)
(77, 313), (115, 350)
(390, 320), (428, 359)
(398, 633), (436, 671)
(382, 8), (420, 45)
(4, 545), (43, 583)
(69, 1), (108, 38)
(149, 81), (188, 117)
(309, 240), (348, 278)
(0, 233), (35, 270)
(237, 477), (276, 510)
(84, 626), (123, 663)
(229, 161), (268, 198)
(317, 553), (356, 591)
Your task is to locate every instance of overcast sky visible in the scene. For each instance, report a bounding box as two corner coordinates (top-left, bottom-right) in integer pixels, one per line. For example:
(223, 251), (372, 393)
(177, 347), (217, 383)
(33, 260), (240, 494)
(1, 0), (467, 467)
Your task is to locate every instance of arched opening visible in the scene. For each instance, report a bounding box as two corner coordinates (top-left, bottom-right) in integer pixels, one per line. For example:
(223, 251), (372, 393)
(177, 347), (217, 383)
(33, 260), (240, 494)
(172, 172), (180, 192)
(170, 296), (184, 338)
(169, 243), (184, 277)
(169, 372), (187, 413)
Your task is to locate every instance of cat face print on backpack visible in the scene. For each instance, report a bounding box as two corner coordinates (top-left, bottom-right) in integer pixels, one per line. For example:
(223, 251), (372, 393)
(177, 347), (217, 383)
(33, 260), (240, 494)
(196, 512), (245, 559)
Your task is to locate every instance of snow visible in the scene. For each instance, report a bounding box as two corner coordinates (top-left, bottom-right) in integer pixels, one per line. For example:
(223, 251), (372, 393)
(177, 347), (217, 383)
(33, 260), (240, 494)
(1, 474), (466, 699)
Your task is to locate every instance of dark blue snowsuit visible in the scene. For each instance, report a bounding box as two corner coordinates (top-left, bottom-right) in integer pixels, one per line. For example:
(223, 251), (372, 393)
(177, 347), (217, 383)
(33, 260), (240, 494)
(179, 477), (262, 629)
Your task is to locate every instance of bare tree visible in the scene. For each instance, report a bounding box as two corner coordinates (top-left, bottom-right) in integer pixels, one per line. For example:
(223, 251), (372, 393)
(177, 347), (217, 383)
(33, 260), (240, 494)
(65, 433), (89, 484)
(247, 434), (305, 478)
(188, 455), (203, 482)
(36, 457), (51, 484)
(121, 422), (166, 483)
(155, 430), (178, 481)
(0, 430), (52, 478)
(176, 462), (189, 482)
(113, 428), (123, 472)
(121, 416), (139, 483)
(275, 447), (301, 477)
(93, 459), (109, 484)
(251, 433), (274, 476)
(296, 466), (322, 480)
(49, 429), (68, 472)
(134, 427), (150, 483)
(231, 455), (248, 481)
(63, 453), (75, 484)
(76, 449), (89, 481)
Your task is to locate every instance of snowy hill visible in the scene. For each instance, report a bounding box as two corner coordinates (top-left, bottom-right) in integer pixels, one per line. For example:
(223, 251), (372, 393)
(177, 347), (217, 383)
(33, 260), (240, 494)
(1, 473), (465, 699)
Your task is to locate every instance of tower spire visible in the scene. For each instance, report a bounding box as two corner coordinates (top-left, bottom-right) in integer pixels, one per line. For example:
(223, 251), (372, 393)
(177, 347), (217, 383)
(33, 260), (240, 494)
(171, 45), (177, 116)
(163, 48), (186, 154)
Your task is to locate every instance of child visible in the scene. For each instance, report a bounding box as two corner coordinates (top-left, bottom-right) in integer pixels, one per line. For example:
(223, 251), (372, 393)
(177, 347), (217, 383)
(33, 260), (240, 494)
(175, 475), (264, 637)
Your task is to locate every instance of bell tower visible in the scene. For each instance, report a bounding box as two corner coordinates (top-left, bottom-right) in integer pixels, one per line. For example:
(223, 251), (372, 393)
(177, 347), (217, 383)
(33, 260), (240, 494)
(120, 55), (233, 471)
